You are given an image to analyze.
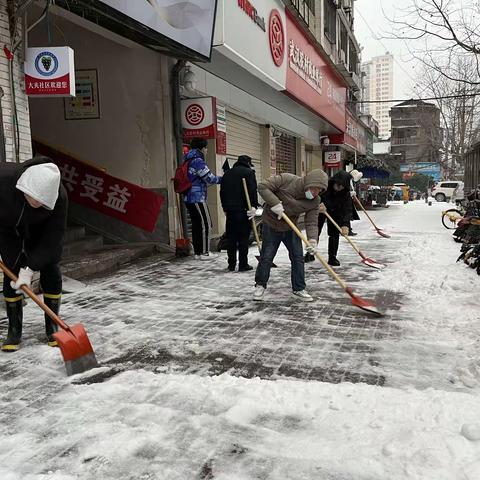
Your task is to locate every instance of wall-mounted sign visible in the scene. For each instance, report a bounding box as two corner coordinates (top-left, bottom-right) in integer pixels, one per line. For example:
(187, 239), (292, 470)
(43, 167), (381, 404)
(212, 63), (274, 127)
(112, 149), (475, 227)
(269, 9), (285, 67)
(288, 39), (323, 93)
(324, 150), (342, 168)
(181, 96), (217, 139)
(98, 0), (217, 59)
(25, 47), (75, 97)
(238, 0), (265, 31)
(216, 104), (227, 155)
(64, 69), (100, 120)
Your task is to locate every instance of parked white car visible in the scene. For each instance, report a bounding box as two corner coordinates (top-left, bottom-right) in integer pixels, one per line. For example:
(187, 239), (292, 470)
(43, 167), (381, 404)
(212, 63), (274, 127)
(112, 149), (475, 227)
(431, 181), (464, 202)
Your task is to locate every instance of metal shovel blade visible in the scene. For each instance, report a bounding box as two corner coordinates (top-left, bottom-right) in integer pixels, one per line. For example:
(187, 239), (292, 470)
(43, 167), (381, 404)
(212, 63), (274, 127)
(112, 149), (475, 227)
(346, 288), (383, 317)
(53, 324), (99, 376)
(361, 257), (385, 270)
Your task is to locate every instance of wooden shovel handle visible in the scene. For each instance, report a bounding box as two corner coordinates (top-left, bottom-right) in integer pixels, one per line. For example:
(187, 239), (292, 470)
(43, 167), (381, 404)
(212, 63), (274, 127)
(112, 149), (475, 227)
(0, 261), (70, 332)
(353, 196), (378, 229)
(242, 178), (262, 253)
(323, 211), (362, 256)
(280, 213), (348, 291)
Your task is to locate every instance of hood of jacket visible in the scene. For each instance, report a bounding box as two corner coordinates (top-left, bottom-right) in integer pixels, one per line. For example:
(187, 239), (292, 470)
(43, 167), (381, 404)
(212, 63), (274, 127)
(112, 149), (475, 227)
(304, 169), (328, 191)
(185, 148), (203, 162)
(330, 170), (352, 190)
(16, 161), (61, 210)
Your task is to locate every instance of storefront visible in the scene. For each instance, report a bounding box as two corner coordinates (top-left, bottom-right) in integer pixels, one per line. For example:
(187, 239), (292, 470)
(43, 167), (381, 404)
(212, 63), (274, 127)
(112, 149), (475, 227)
(26, 1), (217, 245)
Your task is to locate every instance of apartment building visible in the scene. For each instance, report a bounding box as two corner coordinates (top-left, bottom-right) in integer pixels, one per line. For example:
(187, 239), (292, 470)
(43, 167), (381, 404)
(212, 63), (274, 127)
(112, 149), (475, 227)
(361, 53), (394, 139)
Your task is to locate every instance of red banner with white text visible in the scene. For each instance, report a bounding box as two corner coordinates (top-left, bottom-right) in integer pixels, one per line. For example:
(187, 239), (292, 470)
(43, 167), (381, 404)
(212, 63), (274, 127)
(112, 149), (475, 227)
(33, 142), (164, 232)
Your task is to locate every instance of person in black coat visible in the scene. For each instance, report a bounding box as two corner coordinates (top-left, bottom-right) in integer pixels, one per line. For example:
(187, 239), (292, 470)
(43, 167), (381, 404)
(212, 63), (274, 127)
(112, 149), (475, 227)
(0, 157), (68, 351)
(220, 155), (258, 271)
(305, 170), (352, 266)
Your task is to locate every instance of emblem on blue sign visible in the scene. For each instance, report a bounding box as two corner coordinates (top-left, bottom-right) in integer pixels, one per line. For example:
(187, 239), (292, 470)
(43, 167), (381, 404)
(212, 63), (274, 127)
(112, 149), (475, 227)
(34, 51), (59, 77)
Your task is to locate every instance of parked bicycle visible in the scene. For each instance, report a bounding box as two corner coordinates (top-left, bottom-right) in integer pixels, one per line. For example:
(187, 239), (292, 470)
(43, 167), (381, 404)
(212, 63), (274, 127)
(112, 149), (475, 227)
(442, 198), (480, 230)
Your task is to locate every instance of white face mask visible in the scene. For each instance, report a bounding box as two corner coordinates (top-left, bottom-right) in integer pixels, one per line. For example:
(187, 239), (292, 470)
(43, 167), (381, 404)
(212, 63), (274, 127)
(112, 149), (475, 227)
(305, 190), (315, 200)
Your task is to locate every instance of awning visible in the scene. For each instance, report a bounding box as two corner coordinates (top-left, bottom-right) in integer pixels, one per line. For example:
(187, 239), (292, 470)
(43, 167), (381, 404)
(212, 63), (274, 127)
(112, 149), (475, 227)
(357, 156), (391, 179)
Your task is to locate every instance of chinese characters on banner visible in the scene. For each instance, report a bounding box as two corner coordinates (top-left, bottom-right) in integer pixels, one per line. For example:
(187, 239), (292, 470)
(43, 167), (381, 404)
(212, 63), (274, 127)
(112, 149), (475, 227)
(33, 142), (164, 232)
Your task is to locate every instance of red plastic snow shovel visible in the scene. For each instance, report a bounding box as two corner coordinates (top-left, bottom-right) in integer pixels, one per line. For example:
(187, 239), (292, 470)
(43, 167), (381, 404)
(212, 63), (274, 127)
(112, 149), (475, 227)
(323, 211), (385, 270)
(242, 179), (277, 268)
(353, 196), (391, 238)
(280, 214), (383, 317)
(0, 261), (98, 376)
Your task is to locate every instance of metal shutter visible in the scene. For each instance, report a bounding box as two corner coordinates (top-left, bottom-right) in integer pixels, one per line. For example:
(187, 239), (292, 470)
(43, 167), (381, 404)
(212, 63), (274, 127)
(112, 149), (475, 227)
(226, 112), (263, 182)
(275, 134), (296, 174)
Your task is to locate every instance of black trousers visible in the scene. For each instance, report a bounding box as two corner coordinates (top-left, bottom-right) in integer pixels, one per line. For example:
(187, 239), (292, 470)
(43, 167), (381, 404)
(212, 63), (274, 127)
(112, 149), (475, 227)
(225, 210), (251, 268)
(186, 202), (212, 255)
(318, 215), (340, 259)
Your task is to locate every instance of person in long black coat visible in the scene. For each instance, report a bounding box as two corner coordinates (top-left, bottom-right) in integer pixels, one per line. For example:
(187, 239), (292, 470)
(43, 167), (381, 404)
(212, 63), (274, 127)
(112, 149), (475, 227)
(305, 170), (352, 266)
(0, 157), (68, 351)
(220, 155), (258, 271)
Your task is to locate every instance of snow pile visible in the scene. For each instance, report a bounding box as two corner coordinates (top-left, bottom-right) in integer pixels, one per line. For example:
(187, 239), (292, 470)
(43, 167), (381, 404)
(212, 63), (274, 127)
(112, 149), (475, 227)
(1, 371), (480, 480)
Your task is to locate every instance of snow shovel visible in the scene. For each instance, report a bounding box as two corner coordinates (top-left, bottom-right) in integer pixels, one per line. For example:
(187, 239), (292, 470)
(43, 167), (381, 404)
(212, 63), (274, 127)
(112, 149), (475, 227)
(323, 211), (385, 270)
(280, 214), (383, 317)
(242, 178), (277, 268)
(353, 196), (391, 238)
(0, 261), (98, 376)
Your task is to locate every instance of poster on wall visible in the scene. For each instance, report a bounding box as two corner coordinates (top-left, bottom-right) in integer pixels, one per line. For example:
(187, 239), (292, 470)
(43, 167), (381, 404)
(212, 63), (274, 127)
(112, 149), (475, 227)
(97, 0), (218, 59)
(181, 97), (217, 139)
(216, 104), (227, 155)
(25, 47), (75, 97)
(64, 69), (100, 120)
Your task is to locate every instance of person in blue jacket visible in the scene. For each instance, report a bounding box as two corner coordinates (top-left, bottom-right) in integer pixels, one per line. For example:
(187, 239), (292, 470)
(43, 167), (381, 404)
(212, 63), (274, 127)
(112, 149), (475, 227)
(183, 137), (222, 259)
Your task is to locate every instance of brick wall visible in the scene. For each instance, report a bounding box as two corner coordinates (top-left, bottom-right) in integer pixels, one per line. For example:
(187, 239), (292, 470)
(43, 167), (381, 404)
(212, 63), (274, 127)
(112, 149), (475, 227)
(0, 0), (32, 162)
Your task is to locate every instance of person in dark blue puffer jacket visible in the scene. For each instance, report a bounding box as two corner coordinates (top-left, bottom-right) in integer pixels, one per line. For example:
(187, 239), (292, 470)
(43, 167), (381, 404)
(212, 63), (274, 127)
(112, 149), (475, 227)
(183, 137), (222, 259)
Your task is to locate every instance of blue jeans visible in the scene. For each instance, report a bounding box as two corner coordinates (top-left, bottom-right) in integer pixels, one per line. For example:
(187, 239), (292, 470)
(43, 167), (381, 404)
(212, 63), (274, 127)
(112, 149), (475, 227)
(255, 223), (306, 291)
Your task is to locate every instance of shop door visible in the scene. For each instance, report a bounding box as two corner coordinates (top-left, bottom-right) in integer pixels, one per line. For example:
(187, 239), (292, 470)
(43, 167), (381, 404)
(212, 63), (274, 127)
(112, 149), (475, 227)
(226, 111), (263, 182)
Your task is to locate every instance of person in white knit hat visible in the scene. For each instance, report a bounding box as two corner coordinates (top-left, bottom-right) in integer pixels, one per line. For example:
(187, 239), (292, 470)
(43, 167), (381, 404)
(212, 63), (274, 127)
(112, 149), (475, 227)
(348, 169), (363, 236)
(0, 157), (68, 352)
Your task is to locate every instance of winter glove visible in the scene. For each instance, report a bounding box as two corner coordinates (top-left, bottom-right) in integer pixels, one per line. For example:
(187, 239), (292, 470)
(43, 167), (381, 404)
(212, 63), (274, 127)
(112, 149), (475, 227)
(341, 226), (349, 236)
(271, 202), (285, 220)
(247, 208), (257, 220)
(306, 239), (318, 256)
(350, 190), (357, 198)
(318, 203), (327, 214)
(10, 267), (34, 294)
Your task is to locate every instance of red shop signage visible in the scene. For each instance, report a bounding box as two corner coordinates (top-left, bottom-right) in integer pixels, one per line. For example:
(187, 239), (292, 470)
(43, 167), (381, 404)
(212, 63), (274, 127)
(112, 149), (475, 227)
(181, 97), (217, 140)
(34, 142), (164, 232)
(283, 10), (346, 132)
(329, 111), (367, 155)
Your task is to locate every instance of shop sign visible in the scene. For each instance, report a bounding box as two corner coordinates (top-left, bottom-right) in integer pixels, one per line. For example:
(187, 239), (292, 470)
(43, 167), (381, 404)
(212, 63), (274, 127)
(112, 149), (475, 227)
(324, 150), (342, 168)
(284, 11), (346, 132)
(328, 111), (366, 154)
(216, 104), (227, 155)
(34, 142), (164, 232)
(25, 47), (75, 97)
(98, 0), (218, 59)
(400, 162), (441, 182)
(238, 0), (266, 31)
(181, 97), (217, 139)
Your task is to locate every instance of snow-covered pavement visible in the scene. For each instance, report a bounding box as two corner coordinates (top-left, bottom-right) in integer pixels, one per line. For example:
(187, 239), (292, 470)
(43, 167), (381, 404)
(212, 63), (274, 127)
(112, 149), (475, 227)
(1, 201), (479, 479)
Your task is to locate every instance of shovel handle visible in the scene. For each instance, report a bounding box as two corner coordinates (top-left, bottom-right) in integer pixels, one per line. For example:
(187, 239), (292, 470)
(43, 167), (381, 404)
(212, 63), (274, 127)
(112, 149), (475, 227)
(353, 196), (379, 230)
(0, 261), (71, 332)
(322, 211), (362, 256)
(280, 213), (348, 291)
(242, 178), (262, 254)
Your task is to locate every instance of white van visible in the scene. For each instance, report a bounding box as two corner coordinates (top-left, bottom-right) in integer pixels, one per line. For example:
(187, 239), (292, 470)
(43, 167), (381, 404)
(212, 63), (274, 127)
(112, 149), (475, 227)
(431, 181), (464, 202)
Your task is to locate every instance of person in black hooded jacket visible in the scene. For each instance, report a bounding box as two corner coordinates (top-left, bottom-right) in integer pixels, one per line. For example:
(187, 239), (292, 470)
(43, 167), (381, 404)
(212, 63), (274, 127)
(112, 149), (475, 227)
(220, 155), (259, 271)
(305, 170), (352, 266)
(0, 157), (68, 352)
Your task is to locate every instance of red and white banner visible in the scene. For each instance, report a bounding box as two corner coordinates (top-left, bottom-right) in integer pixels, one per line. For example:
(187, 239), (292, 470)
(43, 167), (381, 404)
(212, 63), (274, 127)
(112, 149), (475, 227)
(324, 151), (342, 168)
(25, 47), (75, 97)
(181, 97), (217, 139)
(34, 142), (164, 232)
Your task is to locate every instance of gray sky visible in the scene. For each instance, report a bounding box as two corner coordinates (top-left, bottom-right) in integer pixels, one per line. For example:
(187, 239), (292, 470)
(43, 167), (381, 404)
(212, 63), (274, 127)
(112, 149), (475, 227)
(355, 0), (418, 99)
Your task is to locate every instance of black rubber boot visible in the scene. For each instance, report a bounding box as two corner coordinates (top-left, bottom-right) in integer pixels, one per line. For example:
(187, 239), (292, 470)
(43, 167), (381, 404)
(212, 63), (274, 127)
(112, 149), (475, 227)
(44, 295), (61, 347)
(328, 257), (341, 267)
(304, 252), (315, 263)
(1, 298), (23, 352)
(328, 236), (340, 266)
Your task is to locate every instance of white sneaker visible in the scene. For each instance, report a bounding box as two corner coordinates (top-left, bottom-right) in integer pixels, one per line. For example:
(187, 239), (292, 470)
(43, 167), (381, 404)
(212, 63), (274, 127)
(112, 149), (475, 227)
(292, 290), (314, 302)
(197, 253), (216, 260)
(253, 285), (266, 301)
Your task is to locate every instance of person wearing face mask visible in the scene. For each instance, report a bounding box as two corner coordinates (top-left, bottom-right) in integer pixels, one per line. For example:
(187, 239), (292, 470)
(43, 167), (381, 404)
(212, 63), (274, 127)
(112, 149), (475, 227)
(253, 169), (328, 302)
(0, 157), (68, 352)
(305, 170), (353, 267)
